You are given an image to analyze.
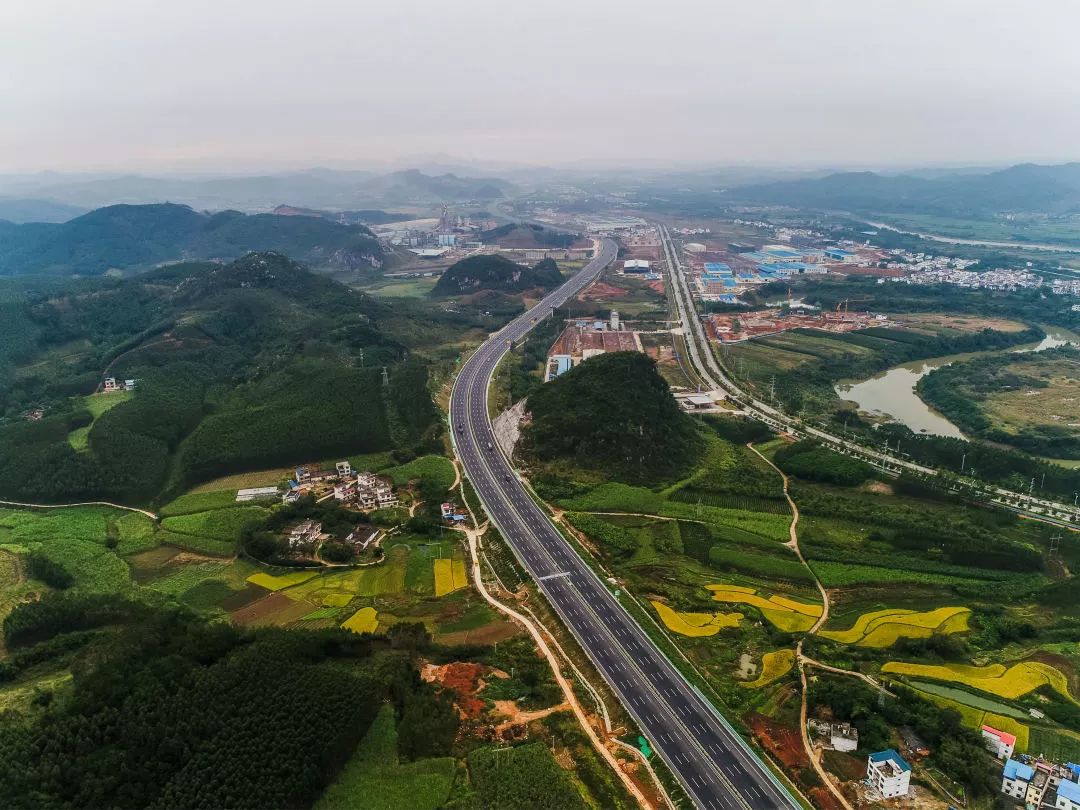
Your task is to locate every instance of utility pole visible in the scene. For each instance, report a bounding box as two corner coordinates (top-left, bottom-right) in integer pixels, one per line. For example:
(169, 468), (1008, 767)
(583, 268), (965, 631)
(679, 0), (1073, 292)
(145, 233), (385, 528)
(960, 452), (966, 474)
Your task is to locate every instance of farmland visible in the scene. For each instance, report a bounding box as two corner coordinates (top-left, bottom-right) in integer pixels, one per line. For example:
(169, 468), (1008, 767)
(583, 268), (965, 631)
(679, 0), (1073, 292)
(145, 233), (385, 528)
(546, 397), (1079, 804)
(818, 606), (970, 647)
(741, 650), (796, 689)
(651, 600), (742, 637)
(881, 660), (1078, 702)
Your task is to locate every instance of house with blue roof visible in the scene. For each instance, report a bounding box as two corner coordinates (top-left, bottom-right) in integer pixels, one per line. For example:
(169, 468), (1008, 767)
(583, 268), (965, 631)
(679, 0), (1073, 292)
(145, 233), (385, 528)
(867, 749), (911, 798)
(1058, 778), (1080, 810)
(1002, 758), (1035, 800)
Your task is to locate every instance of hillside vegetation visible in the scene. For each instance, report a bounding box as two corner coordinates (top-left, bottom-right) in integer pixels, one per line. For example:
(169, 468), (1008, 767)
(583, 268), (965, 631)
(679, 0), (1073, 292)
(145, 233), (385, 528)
(0, 203), (383, 275)
(0, 252), (440, 504)
(522, 351), (701, 484)
(431, 255), (562, 297)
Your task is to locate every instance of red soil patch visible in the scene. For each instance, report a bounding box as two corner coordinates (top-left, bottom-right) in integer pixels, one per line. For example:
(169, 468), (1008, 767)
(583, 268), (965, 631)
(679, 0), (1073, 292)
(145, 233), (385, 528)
(809, 787), (845, 810)
(746, 712), (809, 770)
(646, 279), (665, 293)
(422, 661), (488, 718)
(579, 282), (628, 301)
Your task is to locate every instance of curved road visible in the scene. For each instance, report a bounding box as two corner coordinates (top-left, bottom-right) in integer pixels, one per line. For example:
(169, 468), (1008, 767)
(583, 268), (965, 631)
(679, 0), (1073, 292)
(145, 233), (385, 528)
(450, 240), (797, 810)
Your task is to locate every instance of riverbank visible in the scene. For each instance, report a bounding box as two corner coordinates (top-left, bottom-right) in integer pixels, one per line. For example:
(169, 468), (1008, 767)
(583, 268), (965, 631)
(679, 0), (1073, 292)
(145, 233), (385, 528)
(836, 326), (1078, 441)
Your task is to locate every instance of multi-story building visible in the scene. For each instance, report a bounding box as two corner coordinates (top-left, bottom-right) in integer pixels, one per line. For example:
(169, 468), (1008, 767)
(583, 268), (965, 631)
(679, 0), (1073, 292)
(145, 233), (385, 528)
(1057, 778), (1080, 810)
(1002, 758), (1035, 801)
(982, 724), (1017, 759)
(867, 749), (911, 799)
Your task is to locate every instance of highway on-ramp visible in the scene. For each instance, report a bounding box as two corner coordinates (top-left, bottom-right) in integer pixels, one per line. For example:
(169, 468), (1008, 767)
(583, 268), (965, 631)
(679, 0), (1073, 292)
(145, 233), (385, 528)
(449, 239), (798, 810)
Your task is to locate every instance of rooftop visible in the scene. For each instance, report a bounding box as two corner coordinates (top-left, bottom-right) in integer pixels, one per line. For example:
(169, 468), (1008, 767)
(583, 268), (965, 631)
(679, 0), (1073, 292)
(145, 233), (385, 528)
(982, 725), (1017, 746)
(869, 749), (911, 774)
(1059, 779), (1080, 803)
(1003, 758), (1035, 782)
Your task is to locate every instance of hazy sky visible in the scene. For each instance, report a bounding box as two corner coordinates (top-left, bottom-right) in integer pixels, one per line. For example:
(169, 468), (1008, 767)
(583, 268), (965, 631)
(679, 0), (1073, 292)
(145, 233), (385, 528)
(2, 0), (1079, 173)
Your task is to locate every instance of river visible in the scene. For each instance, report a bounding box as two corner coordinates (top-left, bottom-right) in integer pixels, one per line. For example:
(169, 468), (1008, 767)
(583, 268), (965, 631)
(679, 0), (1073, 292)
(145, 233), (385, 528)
(834, 328), (1076, 439)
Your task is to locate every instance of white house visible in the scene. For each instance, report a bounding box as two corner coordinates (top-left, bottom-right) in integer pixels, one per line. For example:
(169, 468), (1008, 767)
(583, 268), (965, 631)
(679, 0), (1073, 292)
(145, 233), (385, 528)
(1001, 758), (1034, 801)
(982, 725), (1016, 759)
(867, 749), (911, 799)
(1057, 779), (1080, 810)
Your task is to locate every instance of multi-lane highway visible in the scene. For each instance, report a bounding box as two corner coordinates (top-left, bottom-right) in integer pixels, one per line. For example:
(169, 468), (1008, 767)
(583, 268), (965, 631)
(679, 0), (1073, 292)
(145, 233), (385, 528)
(658, 224), (1080, 529)
(450, 240), (798, 810)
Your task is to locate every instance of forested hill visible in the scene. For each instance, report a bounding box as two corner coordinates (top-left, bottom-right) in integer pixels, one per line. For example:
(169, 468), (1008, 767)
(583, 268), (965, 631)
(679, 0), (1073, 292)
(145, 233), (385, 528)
(432, 255), (562, 297)
(0, 252), (441, 504)
(522, 351), (701, 484)
(0, 203), (383, 276)
(729, 162), (1080, 216)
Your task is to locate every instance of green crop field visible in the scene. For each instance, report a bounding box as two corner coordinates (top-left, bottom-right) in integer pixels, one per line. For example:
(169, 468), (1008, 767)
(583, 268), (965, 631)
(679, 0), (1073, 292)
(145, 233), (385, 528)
(161, 506), (268, 544)
(382, 455), (456, 493)
(160, 490), (241, 517)
(67, 390), (133, 451)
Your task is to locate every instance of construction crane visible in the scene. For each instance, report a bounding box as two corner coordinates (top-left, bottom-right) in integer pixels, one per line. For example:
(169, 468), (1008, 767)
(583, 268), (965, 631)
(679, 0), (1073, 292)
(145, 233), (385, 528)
(835, 298), (849, 314)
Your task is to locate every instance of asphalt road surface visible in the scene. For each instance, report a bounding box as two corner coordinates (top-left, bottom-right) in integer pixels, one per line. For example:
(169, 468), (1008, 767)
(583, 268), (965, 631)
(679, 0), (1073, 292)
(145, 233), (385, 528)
(450, 239), (798, 810)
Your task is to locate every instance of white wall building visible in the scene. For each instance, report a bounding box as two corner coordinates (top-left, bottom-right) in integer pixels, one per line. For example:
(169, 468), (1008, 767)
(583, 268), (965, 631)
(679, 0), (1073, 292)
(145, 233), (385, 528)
(1001, 758), (1034, 800)
(982, 725), (1016, 760)
(867, 750), (911, 799)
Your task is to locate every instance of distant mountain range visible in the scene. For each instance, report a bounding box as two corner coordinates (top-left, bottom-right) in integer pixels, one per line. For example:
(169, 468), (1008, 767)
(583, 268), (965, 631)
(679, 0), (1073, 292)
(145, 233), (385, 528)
(727, 162), (1080, 216)
(0, 198), (87, 224)
(0, 168), (514, 215)
(0, 203), (383, 275)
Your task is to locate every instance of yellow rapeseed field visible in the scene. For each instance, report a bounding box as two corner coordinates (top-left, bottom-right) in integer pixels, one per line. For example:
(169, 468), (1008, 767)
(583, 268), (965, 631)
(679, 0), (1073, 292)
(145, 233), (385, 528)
(821, 606), (970, 647)
(341, 606), (378, 634)
(433, 558), (468, 597)
(247, 571), (318, 591)
(741, 650), (796, 689)
(882, 660), (1075, 702)
(652, 601), (742, 637)
(707, 586), (820, 633)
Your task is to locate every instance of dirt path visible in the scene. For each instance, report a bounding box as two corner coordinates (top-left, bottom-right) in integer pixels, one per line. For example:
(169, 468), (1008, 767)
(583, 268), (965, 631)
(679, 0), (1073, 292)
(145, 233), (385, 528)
(0, 499), (158, 520)
(802, 656), (896, 696)
(746, 444), (829, 631)
(459, 522), (661, 810)
(747, 443), (852, 810)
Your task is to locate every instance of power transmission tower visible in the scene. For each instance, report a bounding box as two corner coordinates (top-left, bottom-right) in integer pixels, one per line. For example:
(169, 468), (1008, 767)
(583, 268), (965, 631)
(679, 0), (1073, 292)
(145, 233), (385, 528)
(769, 375), (777, 402)
(1049, 534), (1062, 561)
(358, 348), (364, 367)
(381, 366), (390, 387)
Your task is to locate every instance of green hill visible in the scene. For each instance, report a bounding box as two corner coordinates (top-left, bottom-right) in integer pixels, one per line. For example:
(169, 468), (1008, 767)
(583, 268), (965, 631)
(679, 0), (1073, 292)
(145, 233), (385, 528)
(0, 203), (383, 276)
(0, 252), (440, 504)
(522, 352), (701, 484)
(432, 255), (562, 297)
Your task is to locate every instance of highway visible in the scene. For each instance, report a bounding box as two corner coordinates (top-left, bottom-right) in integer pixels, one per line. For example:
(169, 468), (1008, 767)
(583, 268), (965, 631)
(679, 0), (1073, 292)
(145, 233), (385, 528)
(658, 224), (1080, 529)
(450, 240), (799, 810)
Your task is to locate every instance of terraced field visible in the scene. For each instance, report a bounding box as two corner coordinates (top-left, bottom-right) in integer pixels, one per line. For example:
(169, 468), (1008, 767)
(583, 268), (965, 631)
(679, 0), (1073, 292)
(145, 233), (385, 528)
(651, 600), (742, 637)
(707, 585), (821, 633)
(741, 650), (796, 689)
(819, 606), (970, 647)
(882, 660), (1077, 703)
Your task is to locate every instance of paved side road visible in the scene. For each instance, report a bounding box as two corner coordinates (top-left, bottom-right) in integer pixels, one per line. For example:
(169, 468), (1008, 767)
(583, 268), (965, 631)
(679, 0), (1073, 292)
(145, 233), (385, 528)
(450, 240), (798, 810)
